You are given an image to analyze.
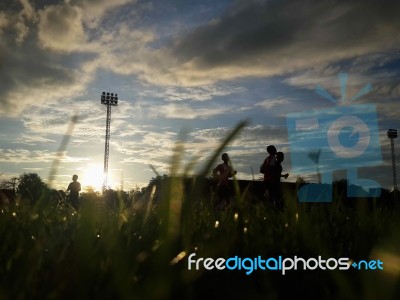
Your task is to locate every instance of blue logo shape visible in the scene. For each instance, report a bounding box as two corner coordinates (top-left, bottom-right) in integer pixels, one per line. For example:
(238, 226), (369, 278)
(286, 73), (382, 202)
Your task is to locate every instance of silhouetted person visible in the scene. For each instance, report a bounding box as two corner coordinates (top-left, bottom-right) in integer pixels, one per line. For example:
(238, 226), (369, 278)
(212, 153), (237, 209)
(271, 151), (289, 209)
(67, 175), (81, 209)
(260, 145), (277, 204)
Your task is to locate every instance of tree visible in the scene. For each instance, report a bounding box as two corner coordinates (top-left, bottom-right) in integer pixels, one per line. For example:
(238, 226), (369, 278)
(0, 177), (18, 191)
(17, 173), (47, 204)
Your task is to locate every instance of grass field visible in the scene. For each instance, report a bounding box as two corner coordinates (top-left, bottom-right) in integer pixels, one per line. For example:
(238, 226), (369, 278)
(1, 181), (399, 300)
(1, 122), (399, 300)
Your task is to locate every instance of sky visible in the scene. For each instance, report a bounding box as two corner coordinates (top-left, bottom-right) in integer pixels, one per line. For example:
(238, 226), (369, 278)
(0, 0), (399, 192)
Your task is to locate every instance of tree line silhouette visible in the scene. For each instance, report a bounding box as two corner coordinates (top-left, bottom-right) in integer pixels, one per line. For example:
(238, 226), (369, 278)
(0, 172), (399, 212)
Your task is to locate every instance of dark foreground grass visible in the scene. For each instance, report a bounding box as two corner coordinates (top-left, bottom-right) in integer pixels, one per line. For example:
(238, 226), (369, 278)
(1, 180), (399, 300)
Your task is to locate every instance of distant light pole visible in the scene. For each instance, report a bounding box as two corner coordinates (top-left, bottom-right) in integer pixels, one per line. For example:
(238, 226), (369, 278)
(101, 91), (118, 190)
(387, 129), (398, 191)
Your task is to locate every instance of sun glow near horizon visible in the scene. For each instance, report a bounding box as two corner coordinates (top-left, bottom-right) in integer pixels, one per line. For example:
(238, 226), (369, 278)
(81, 164), (105, 192)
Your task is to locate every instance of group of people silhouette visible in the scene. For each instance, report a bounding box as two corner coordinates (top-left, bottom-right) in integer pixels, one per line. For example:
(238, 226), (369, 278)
(66, 145), (288, 211)
(212, 145), (289, 209)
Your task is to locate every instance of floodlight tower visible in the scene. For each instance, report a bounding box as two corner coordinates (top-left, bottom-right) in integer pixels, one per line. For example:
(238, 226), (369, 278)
(387, 129), (398, 191)
(101, 91), (118, 190)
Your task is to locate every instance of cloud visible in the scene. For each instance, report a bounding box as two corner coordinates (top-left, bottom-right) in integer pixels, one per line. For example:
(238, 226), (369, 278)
(75, 0), (135, 28)
(187, 124), (289, 152)
(113, 129), (178, 174)
(281, 55), (400, 125)
(0, 12), (8, 32)
(284, 52), (400, 94)
(110, 123), (289, 178)
(36, 0), (136, 52)
(112, 123), (289, 179)
(11, 134), (56, 146)
(18, 99), (144, 153)
(15, 0), (36, 44)
(255, 97), (294, 110)
(376, 98), (400, 122)
(62, 0), (399, 89)
(0, 43), (91, 116)
(0, 0), (135, 116)
(0, 0), (36, 45)
(137, 0), (400, 86)
(0, 12), (94, 117)
(148, 103), (230, 119)
(142, 85), (246, 102)
(37, 3), (86, 52)
(0, 148), (88, 163)
(2, 0), (399, 118)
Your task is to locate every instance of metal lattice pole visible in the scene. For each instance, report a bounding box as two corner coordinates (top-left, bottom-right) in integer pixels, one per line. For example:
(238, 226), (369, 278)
(103, 104), (111, 189)
(390, 138), (397, 190)
(101, 92), (118, 191)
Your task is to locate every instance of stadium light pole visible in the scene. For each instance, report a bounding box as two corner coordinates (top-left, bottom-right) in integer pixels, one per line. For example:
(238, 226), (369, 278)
(101, 91), (118, 191)
(387, 129), (398, 192)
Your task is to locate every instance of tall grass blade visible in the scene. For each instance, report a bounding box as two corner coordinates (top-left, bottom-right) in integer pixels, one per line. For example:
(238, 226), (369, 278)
(47, 115), (79, 188)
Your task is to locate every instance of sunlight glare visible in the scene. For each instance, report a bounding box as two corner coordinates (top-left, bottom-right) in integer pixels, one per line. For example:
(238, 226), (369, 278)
(82, 164), (105, 191)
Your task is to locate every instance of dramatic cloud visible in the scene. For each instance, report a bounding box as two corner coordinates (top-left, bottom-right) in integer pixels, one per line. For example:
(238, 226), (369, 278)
(143, 0), (400, 85)
(38, 3), (86, 52)
(0, 0), (134, 116)
(0, 44), (90, 115)
(2, 0), (400, 116)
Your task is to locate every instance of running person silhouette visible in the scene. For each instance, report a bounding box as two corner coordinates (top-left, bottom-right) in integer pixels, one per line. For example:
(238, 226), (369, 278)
(212, 153), (237, 209)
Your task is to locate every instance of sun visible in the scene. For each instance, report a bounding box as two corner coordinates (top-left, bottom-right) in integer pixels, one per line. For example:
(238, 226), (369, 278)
(81, 164), (105, 191)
